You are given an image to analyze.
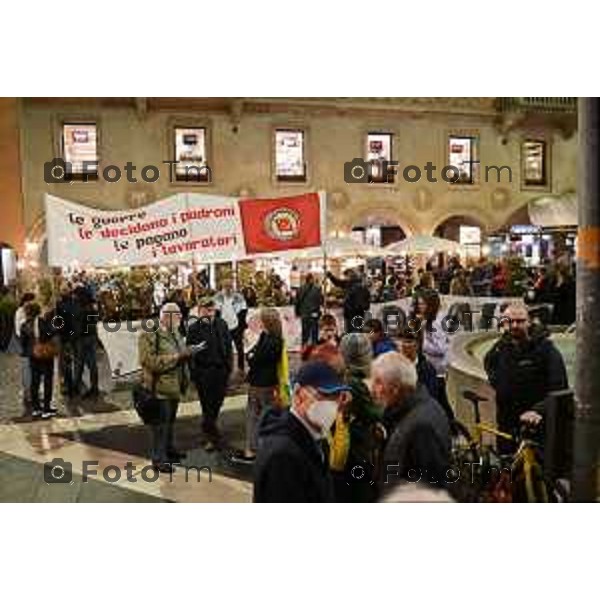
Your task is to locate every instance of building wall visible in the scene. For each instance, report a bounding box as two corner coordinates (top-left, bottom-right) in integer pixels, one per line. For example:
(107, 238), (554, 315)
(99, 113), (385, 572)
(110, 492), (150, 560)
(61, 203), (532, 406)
(17, 99), (578, 251)
(0, 98), (26, 254)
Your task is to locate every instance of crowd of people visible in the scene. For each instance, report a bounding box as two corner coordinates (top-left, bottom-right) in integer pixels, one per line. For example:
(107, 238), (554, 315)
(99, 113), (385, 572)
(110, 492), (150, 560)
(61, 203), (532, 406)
(4, 252), (575, 500)
(13, 284), (102, 418)
(132, 264), (571, 500)
(10, 253), (574, 332)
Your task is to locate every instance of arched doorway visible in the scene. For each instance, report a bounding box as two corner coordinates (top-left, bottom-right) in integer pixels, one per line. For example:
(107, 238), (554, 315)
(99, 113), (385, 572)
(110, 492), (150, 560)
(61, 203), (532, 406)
(433, 215), (486, 260)
(350, 215), (409, 249)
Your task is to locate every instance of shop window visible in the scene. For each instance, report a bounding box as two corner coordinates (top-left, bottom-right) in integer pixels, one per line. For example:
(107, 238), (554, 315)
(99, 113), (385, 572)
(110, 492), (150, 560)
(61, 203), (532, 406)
(459, 225), (481, 259)
(351, 228), (366, 244)
(62, 123), (98, 179)
(367, 133), (394, 183)
(174, 127), (210, 182)
(275, 129), (306, 182)
(522, 140), (548, 187)
(448, 135), (478, 184)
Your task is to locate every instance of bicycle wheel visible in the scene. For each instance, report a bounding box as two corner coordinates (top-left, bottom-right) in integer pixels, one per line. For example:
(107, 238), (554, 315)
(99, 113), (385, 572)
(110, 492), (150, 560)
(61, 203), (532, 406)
(449, 420), (483, 502)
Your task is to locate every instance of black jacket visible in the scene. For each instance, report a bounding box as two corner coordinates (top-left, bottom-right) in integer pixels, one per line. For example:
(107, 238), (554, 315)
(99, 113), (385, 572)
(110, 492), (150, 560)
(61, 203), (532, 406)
(484, 327), (569, 435)
(416, 353), (441, 404)
(326, 273), (370, 320)
(381, 385), (451, 491)
(187, 316), (233, 377)
(551, 279), (576, 325)
(55, 294), (76, 342)
(295, 283), (323, 319)
(247, 332), (283, 387)
(254, 409), (334, 503)
(20, 314), (57, 360)
(71, 292), (99, 339)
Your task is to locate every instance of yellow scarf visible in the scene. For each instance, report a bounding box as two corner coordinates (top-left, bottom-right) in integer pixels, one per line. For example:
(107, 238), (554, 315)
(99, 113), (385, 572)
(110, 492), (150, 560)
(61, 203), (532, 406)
(277, 341), (291, 407)
(329, 413), (351, 472)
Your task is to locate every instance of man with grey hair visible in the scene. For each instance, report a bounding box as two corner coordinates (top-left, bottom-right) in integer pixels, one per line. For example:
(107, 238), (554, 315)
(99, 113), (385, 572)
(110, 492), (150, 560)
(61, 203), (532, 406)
(139, 302), (192, 473)
(371, 352), (451, 493)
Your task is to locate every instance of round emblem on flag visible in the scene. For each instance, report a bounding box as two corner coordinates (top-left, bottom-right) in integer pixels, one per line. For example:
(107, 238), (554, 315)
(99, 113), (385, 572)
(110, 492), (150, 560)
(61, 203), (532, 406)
(264, 208), (301, 241)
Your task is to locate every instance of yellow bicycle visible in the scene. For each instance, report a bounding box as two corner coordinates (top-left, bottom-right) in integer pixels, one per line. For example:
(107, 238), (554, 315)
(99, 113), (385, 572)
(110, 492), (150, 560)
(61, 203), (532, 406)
(450, 391), (567, 502)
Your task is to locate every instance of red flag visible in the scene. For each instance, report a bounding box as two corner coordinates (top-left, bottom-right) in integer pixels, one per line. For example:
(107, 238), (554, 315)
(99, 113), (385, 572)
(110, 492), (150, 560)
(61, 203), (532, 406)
(238, 193), (322, 254)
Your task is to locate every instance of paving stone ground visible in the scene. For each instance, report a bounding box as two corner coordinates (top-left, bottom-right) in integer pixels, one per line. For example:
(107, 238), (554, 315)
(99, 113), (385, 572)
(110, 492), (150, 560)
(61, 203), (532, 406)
(0, 348), (301, 502)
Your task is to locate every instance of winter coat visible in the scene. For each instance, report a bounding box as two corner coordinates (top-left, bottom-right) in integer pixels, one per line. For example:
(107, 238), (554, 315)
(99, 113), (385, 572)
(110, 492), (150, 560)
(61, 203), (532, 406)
(247, 332), (284, 388)
(138, 327), (189, 401)
(483, 326), (569, 436)
(381, 385), (451, 491)
(326, 272), (371, 321)
(20, 313), (57, 361)
(186, 316), (233, 378)
(294, 283), (323, 319)
(254, 409), (334, 503)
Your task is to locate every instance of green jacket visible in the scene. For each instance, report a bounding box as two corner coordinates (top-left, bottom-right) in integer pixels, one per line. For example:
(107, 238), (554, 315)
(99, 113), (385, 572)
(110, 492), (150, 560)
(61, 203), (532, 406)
(346, 372), (384, 463)
(139, 327), (189, 401)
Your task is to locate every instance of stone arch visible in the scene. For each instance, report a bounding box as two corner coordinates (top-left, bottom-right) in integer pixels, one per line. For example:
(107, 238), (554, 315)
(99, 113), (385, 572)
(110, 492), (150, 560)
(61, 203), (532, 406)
(499, 203), (532, 231)
(338, 203), (417, 238)
(488, 191), (567, 233)
(430, 213), (489, 240)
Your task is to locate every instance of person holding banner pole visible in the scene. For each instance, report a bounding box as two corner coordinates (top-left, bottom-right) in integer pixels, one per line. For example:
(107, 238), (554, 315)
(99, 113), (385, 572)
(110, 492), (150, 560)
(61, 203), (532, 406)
(326, 268), (371, 334)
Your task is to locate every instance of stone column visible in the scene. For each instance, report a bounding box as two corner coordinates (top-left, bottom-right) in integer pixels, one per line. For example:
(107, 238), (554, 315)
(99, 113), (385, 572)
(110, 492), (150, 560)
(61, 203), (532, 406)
(573, 98), (600, 500)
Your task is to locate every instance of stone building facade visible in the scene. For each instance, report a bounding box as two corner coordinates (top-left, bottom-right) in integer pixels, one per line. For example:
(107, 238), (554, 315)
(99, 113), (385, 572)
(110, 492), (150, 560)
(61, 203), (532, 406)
(0, 97), (577, 260)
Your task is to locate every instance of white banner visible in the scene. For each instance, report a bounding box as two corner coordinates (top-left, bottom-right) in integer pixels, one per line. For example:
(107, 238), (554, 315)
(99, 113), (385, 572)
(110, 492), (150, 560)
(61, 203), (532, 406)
(45, 193), (245, 268)
(98, 295), (517, 379)
(45, 192), (327, 268)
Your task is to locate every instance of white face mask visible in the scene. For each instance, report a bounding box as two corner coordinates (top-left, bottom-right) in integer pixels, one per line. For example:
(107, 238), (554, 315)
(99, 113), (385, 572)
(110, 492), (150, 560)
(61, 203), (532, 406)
(306, 399), (338, 435)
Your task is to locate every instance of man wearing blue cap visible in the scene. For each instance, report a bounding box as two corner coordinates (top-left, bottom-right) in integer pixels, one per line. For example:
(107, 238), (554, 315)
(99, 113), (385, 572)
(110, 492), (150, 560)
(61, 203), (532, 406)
(253, 361), (350, 503)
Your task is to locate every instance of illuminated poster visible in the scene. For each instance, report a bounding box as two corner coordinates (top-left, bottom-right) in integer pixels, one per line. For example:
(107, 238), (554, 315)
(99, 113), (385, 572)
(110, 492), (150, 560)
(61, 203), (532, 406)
(174, 127), (208, 181)
(63, 123), (98, 173)
(275, 130), (305, 179)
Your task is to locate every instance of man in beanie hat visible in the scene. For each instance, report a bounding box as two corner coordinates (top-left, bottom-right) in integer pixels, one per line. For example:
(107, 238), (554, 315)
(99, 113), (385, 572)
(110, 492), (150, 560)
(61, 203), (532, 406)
(334, 333), (384, 502)
(340, 332), (372, 379)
